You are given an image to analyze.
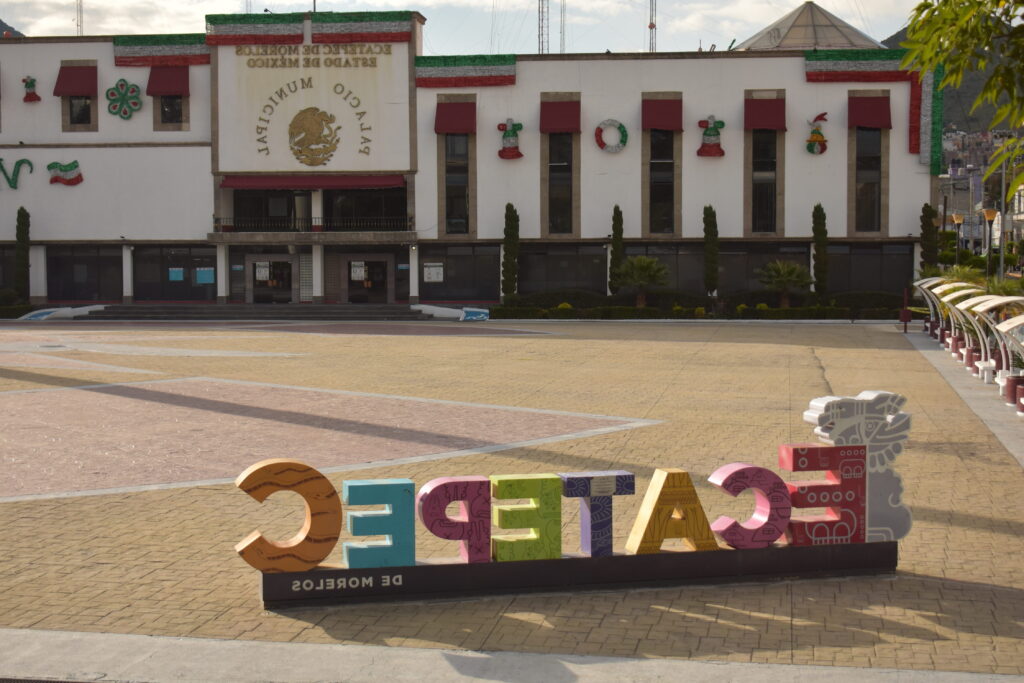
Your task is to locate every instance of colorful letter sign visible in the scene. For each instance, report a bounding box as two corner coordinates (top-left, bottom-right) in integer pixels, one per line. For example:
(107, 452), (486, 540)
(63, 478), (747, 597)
(803, 390), (912, 542)
(490, 474), (562, 561)
(416, 476), (491, 563)
(234, 390), (913, 608)
(625, 468), (718, 553)
(560, 470), (635, 557)
(779, 444), (866, 545)
(343, 479), (415, 569)
(708, 463), (791, 549)
(234, 459), (342, 573)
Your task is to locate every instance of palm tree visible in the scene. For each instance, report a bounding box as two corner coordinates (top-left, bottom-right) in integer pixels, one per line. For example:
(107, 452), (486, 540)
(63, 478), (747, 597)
(615, 255), (669, 308)
(756, 260), (812, 308)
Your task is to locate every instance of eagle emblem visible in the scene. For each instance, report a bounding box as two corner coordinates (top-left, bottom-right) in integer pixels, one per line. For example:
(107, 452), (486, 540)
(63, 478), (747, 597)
(288, 107), (340, 167)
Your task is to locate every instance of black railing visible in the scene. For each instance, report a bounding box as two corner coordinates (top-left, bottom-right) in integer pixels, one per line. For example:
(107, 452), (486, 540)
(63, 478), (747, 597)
(214, 217), (411, 233)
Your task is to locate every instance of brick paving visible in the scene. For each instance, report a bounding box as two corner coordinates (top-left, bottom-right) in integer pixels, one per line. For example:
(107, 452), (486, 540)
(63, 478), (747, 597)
(0, 321), (1022, 674)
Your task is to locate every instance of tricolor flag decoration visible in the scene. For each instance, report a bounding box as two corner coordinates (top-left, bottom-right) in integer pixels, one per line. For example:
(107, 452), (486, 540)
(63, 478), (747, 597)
(415, 55), (516, 88)
(113, 34), (210, 66)
(206, 13), (304, 45)
(804, 49), (944, 175)
(312, 12), (414, 44)
(47, 161), (83, 186)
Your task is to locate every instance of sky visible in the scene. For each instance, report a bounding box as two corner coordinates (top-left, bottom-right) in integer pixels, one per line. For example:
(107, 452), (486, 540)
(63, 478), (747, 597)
(3, 0), (922, 55)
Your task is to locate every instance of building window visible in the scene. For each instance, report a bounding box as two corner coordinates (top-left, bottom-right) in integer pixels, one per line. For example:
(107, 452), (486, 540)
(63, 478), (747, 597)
(548, 133), (573, 234)
(649, 130), (675, 234)
(855, 127), (882, 232)
(69, 96), (91, 125)
(752, 129), (777, 233)
(160, 96), (183, 123)
(444, 134), (469, 234)
(55, 62), (98, 133)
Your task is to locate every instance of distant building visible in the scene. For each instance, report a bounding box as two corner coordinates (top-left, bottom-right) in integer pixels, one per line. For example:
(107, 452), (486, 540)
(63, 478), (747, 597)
(0, 3), (939, 305)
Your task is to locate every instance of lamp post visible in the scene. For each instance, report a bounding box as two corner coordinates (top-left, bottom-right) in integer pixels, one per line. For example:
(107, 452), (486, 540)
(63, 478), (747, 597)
(952, 213), (964, 264)
(983, 208), (999, 279)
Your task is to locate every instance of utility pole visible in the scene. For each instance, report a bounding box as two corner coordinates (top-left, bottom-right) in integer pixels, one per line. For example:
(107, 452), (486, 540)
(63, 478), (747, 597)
(648, 0), (657, 52)
(76, 0), (83, 36)
(538, 0), (549, 54)
(559, 0), (566, 54)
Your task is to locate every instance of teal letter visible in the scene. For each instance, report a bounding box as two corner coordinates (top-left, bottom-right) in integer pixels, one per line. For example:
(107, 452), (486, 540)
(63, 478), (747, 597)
(342, 479), (415, 569)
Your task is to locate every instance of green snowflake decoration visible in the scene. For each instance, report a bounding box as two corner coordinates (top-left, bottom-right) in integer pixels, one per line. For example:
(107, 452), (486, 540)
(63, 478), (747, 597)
(105, 79), (142, 120)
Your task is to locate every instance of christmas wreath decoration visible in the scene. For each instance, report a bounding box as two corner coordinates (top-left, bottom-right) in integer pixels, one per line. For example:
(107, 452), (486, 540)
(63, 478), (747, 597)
(594, 119), (628, 153)
(105, 79), (143, 120)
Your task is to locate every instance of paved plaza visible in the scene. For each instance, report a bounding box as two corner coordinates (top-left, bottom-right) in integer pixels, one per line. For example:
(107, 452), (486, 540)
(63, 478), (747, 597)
(0, 320), (1021, 679)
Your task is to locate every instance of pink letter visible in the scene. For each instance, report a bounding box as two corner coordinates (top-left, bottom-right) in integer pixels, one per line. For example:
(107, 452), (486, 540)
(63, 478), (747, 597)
(708, 463), (791, 549)
(416, 477), (491, 563)
(778, 444), (866, 546)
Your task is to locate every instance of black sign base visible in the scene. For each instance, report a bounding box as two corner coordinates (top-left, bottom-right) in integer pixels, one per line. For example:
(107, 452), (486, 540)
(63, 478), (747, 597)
(261, 542), (897, 608)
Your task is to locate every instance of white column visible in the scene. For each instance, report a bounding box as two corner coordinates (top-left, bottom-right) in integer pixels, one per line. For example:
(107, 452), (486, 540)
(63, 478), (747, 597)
(28, 245), (46, 305)
(312, 190), (324, 232)
(216, 244), (229, 304)
(312, 244), (324, 303)
(121, 244), (134, 303)
(408, 244), (420, 303)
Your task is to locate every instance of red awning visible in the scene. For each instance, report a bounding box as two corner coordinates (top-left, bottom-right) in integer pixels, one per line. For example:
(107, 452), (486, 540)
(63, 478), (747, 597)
(848, 96), (892, 129)
(540, 100), (581, 133)
(220, 175), (407, 190)
(434, 101), (476, 134)
(642, 99), (683, 131)
(147, 66), (189, 97)
(53, 65), (97, 96)
(744, 98), (786, 130)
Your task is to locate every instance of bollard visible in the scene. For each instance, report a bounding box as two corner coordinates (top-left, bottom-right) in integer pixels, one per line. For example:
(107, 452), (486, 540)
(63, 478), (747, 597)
(1005, 375), (1024, 406)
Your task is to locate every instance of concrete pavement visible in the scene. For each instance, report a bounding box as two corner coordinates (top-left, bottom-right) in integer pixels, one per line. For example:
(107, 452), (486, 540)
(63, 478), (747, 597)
(0, 321), (1021, 680)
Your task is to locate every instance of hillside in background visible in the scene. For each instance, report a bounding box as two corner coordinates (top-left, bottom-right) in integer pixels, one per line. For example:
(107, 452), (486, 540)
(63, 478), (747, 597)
(883, 27), (996, 133)
(0, 18), (24, 37)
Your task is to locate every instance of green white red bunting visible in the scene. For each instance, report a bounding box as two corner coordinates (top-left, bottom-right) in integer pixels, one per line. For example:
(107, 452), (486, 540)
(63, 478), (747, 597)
(205, 13), (305, 45)
(311, 12), (414, 44)
(804, 49), (943, 175)
(47, 161), (83, 186)
(113, 34), (210, 66)
(415, 55), (516, 88)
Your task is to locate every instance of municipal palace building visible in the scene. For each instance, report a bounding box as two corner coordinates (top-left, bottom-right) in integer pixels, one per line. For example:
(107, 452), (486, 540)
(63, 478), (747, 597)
(0, 3), (940, 305)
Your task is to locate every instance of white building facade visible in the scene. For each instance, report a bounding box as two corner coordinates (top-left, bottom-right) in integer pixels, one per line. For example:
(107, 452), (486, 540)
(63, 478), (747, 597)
(0, 9), (941, 305)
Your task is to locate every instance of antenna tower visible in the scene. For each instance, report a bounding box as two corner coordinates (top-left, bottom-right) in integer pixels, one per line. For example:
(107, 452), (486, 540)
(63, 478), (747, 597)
(538, 0), (548, 54)
(648, 0), (656, 52)
(559, 0), (565, 53)
(245, 0), (253, 12)
(76, 0), (84, 36)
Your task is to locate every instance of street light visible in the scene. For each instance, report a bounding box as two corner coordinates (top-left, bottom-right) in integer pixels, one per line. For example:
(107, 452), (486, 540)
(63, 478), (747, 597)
(952, 213), (964, 265)
(983, 208), (999, 279)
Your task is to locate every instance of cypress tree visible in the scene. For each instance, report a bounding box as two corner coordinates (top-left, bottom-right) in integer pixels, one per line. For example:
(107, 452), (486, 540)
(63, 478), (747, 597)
(15, 207), (30, 304)
(608, 204), (625, 294)
(703, 205), (719, 297)
(501, 203), (519, 299)
(812, 203), (828, 301)
(919, 203), (939, 271)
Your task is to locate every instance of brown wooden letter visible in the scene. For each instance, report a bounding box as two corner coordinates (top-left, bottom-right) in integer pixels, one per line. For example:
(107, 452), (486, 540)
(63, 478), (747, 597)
(625, 468), (719, 554)
(234, 459), (342, 573)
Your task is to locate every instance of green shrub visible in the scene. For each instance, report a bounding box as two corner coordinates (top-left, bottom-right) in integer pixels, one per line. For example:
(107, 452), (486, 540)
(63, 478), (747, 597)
(735, 303), (749, 318)
(756, 302), (769, 311)
(514, 289), (608, 309)
(694, 306), (706, 318)
(0, 304), (34, 319)
(859, 308), (900, 320)
(556, 302), (572, 309)
(831, 291), (903, 313)
(488, 306), (547, 319)
(546, 306), (579, 319)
